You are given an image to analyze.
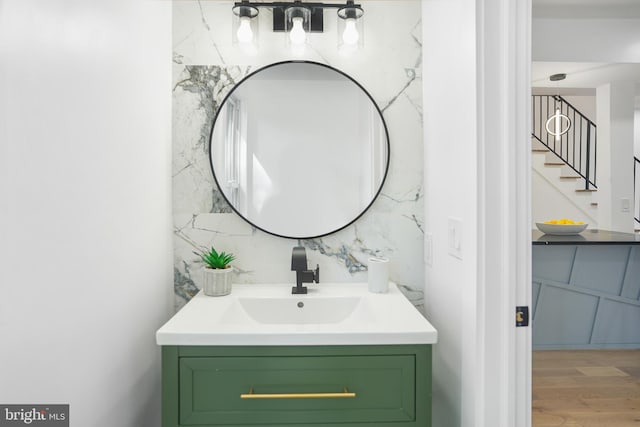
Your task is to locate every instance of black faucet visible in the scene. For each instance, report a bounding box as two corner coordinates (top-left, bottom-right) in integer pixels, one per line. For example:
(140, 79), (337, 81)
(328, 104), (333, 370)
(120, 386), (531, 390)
(291, 246), (320, 294)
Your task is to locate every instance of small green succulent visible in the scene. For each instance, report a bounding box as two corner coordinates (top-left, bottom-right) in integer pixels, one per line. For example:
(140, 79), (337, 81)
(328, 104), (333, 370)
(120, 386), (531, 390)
(194, 246), (235, 269)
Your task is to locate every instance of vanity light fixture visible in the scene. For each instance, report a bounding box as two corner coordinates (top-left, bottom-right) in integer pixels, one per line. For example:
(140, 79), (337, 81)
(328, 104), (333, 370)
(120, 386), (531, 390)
(285, 3), (311, 50)
(545, 73), (572, 142)
(337, 1), (364, 52)
(231, 1), (364, 52)
(232, 2), (259, 48)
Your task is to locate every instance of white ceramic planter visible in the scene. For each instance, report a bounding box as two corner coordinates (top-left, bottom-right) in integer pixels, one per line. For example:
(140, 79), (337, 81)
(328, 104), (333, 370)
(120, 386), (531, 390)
(202, 267), (233, 296)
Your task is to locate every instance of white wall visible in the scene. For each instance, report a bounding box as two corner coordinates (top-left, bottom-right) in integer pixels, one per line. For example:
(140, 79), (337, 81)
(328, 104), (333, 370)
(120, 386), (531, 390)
(596, 82), (636, 232)
(0, 1), (173, 426)
(531, 171), (596, 225)
(564, 95), (596, 122)
(422, 0), (478, 425)
(633, 110), (640, 221)
(424, 0), (531, 426)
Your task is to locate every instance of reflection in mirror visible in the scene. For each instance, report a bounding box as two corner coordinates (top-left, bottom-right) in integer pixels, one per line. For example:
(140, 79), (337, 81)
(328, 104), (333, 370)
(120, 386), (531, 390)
(210, 61), (389, 239)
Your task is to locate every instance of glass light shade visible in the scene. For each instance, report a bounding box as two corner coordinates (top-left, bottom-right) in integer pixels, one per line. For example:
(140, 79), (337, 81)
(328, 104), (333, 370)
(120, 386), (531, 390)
(337, 5), (364, 52)
(232, 4), (259, 50)
(285, 6), (311, 50)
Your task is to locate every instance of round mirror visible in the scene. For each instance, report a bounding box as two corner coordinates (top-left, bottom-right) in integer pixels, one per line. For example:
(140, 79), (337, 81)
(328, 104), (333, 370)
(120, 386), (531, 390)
(209, 61), (390, 239)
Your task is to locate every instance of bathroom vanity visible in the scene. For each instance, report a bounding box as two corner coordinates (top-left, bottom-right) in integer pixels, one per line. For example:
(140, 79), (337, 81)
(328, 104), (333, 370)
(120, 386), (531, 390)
(156, 283), (437, 427)
(161, 60), (435, 426)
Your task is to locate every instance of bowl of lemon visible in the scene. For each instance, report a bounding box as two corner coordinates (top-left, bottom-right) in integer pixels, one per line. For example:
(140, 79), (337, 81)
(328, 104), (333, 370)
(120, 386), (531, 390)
(536, 219), (588, 235)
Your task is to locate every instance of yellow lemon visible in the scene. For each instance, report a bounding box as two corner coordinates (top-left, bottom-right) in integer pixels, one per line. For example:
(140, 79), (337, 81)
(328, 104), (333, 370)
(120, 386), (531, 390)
(544, 218), (583, 225)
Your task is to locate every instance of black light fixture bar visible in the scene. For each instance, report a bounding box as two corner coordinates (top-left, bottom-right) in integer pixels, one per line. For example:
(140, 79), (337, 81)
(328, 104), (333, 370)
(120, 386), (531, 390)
(233, 1), (362, 33)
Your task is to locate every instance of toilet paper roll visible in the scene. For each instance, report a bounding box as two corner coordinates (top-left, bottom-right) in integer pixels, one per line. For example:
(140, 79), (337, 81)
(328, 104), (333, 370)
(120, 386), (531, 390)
(368, 257), (389, 293)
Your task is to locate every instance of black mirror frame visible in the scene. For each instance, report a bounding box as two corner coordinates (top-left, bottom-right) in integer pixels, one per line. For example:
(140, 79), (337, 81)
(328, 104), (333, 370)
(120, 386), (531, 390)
(208, 60), (390, 240)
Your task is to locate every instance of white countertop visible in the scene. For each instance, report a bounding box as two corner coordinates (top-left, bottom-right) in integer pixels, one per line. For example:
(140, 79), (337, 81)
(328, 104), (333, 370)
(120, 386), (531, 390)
(156, 282), (438, 346)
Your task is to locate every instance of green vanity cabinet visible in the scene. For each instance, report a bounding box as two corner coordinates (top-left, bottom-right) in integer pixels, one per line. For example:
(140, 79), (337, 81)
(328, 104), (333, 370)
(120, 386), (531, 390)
(162, 345), (432, 427)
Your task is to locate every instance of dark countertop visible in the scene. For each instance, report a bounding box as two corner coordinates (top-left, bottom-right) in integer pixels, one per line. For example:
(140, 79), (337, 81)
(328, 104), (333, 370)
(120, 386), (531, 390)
(532, 229), (640, 245)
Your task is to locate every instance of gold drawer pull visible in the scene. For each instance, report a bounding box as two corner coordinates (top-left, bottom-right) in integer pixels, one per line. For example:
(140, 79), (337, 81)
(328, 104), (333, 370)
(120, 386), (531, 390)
(240, 387), (356, 399)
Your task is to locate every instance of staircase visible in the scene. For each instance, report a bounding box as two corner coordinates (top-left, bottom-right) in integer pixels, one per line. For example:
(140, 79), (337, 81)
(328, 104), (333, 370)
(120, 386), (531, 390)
(532, 95), (599, 222)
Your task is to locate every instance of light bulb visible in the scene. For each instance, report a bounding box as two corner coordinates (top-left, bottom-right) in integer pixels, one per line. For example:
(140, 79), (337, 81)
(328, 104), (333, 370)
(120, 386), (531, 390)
(342, 18), (359, 45)
(289, 17), (306, 45)
(236, 16), (253, 43)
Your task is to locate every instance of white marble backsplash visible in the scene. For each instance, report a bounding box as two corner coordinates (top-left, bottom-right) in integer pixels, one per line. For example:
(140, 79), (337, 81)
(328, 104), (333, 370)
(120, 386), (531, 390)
(172, 0), (424, 311)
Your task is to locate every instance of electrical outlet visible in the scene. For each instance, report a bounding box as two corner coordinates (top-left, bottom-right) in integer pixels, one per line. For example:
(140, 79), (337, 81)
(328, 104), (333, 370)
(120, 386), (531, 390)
(621, 198), (630, 213)
(448, 217), (462, 260)
(424, 232), (433, 267)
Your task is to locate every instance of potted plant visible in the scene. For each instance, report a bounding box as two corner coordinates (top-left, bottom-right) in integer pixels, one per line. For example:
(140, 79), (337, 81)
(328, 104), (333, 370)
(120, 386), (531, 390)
(194, 246), (235, 296)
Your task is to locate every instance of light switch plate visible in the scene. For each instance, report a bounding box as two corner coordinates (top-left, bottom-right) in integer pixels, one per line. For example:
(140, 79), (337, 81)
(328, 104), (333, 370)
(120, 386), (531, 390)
(448, 217), (463, 260)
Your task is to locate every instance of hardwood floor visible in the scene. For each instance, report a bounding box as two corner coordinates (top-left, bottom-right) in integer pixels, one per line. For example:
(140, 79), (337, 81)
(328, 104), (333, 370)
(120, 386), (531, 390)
(533, 350), (640, 426)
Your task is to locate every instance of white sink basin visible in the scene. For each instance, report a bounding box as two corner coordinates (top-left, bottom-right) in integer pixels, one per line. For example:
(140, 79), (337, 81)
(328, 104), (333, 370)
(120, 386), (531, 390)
(156, 282), (437, 346)
(234, 296), (369, 324)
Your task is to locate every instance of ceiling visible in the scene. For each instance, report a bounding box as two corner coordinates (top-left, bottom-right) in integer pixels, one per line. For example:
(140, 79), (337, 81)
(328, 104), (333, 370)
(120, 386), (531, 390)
(531, 1), (640, 106)
(532, 62), (640, 89)
(533, 0), (640, 18)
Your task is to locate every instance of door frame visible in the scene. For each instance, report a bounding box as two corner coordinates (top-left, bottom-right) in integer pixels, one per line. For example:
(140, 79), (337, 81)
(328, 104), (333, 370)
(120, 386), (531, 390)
(476, 0), (532, 426)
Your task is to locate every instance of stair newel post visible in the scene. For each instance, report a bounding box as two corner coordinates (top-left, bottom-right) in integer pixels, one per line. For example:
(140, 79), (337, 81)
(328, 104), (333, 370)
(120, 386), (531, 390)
(593, 127), (597, 189)
(572, 109), (576, 166)
(552, 96), (557, 153)
(585, 124), (591, 190)
(635, 156), (639, 225)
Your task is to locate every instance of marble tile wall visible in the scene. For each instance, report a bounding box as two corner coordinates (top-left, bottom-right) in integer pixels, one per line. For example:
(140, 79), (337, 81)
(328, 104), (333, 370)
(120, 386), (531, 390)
(172, 0), (424, 311)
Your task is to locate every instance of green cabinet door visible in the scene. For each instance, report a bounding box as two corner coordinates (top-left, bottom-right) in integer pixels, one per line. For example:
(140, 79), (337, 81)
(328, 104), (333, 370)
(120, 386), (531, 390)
(162, 345), (431, 427)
